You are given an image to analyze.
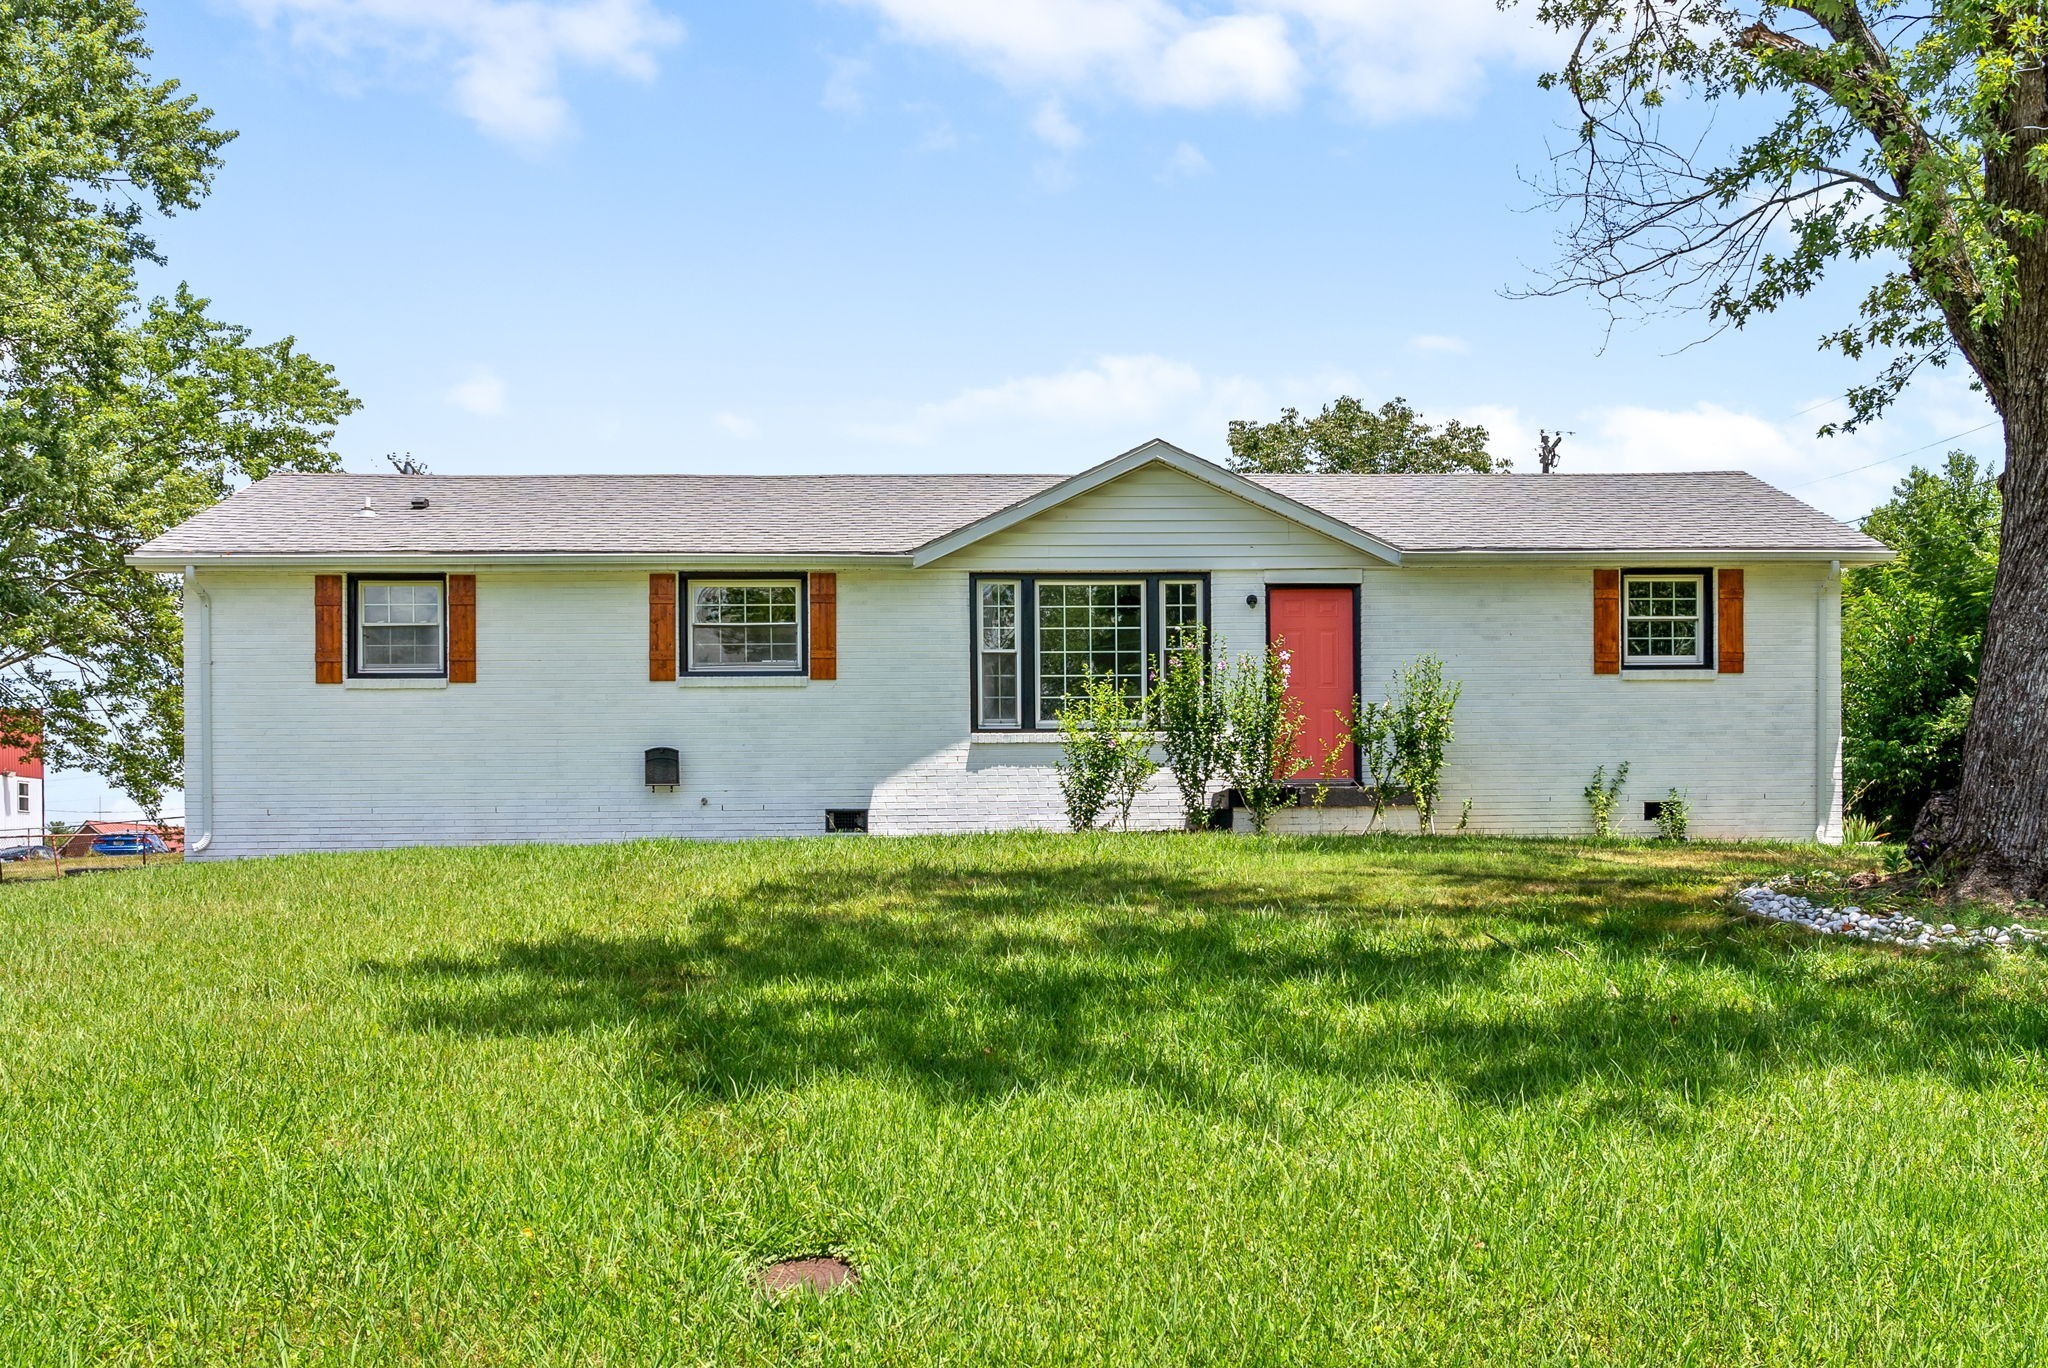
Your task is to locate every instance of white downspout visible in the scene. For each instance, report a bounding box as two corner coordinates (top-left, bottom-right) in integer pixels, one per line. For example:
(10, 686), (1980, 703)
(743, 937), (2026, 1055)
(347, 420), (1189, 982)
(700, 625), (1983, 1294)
(185, 565), (213, 854)
(1814, 560), (1843, 842)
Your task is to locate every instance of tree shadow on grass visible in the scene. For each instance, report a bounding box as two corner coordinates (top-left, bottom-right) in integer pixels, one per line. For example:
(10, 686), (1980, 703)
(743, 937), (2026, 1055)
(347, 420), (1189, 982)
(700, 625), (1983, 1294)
(361, 845), (2048, 1124)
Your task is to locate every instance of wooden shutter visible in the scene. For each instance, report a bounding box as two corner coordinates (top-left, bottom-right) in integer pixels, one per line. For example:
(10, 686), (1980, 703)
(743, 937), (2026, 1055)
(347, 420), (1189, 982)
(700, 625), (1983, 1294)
(314, 575), (344, 684)
(649, 574), (677, 682)
(447, 574), (477, 683)
(809, 573), (838, 680)
(1717, 568), (1745, 674)
(1592, 568), (1621, 675)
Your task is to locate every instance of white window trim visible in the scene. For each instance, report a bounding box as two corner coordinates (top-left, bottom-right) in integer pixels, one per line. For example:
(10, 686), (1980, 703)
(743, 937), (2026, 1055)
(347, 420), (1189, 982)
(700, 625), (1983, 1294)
(976, 579), (1023, 730)
(353, 578), (446, 678)
(1621, 571), (1709, 669)
(684, 577), (806, 675)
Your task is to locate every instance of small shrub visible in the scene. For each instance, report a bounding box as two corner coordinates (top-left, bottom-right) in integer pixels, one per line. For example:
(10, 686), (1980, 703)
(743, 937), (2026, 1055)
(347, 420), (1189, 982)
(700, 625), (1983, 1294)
(1388, 654), (1462, 834)
(1456, 798), (1474, 832)
(1055, 671), (1154, 831)
(1152, 628), (1226, 829)
(1347, 697), (1400, 830)
(1654, 789), (1691, 842)
(1842, 813), (1887, 845)
(1218, 641), (1306, 835)
(1585, 762), (1630, 838)
(1054, 707), (1112, 832)
(1102, 733), (1160, 833)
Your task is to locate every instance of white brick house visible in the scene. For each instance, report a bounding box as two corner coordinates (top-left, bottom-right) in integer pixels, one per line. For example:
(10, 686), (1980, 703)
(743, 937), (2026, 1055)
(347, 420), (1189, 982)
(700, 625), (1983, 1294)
(130, 441), (1890, 858)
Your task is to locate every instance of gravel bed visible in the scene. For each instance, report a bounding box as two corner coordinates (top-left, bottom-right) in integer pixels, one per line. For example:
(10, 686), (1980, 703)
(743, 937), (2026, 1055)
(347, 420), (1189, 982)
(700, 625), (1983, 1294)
(1736, 884), (2046, 950)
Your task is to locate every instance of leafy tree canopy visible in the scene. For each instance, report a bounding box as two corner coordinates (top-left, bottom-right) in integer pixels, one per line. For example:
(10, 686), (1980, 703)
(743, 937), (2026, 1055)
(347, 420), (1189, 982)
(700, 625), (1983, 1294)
(1522, 1), (2045, 430)
(1843, 453), (2001, 834)
(1226, 396), (1507, 475)
(0, 1), (356, 814)
(1511, 0), (2048, 893)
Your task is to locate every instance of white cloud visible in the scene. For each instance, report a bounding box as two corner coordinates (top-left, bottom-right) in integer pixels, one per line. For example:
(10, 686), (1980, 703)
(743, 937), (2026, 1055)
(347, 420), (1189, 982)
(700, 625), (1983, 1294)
(1031, 96), (1085, 150)
(1271, 0), (1558, 120)
(445, 366), (507, 416)
(864, 354), (1206, 442)
(1157, 140), (1210, 181)
(855, 353), (1359, 448)
(832, 0), (1551, 120)
(1463, 378), (2002, 519)
(1144, 12), (1300, 109)
(712, 411), (761, 439)
(228, 0), (684, 148)
(822, 54), (872, 114)
(1409, 333), (1469, 355)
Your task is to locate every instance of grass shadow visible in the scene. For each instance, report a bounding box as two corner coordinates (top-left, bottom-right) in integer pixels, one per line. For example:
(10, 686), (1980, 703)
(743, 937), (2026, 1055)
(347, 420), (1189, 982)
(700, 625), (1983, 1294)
(362, 839), (2047, 1123)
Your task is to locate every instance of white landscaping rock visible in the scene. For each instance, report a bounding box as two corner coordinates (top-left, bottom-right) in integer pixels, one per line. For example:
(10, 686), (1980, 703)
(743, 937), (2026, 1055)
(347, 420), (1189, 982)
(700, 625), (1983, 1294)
(1734, 882), (2047, 951)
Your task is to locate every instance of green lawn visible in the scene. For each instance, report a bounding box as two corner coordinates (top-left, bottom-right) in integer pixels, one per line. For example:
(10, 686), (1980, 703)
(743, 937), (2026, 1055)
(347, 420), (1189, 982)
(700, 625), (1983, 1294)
(3, 833), (2045, 1365)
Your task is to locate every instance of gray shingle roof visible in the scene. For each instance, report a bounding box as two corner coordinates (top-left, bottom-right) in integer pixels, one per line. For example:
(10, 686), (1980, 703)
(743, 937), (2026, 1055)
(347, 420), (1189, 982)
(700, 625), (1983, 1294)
(1249, 471), (1883, 553)
(133, 473), (1066, 559)
(131, 464), (1884, 561)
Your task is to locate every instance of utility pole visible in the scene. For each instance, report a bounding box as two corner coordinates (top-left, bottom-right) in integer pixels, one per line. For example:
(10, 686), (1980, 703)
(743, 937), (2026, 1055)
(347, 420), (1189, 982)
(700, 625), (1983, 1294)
(1537, 430), (1566, 475)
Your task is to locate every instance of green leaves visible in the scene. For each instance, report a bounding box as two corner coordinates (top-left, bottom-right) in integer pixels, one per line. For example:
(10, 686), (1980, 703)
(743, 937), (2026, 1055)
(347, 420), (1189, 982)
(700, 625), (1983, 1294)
(1150, 628), (1227, 829)
(1842, 452), (2000, 833)
(0, 2), (356, 811)
(1387, 654), (1462, 836)
(1054, 671), (1158, 831)
(1519, 0), (2048, 429)
(1227, 396), (1506, 474)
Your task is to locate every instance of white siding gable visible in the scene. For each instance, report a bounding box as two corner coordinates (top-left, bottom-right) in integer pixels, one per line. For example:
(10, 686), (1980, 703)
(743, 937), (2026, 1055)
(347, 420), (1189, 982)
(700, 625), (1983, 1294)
(951, 462), (1373, 572)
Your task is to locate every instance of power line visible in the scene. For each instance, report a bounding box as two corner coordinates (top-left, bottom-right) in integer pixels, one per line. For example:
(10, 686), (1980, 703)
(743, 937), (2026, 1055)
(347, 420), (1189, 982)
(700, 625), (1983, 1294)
(1786, 421), (1999, 490)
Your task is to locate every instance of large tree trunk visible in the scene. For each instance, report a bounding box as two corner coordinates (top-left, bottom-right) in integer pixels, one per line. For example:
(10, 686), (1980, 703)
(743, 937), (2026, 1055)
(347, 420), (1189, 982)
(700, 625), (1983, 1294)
(1951, 60), (2048, 900)
(1952, 403), (2048, 900)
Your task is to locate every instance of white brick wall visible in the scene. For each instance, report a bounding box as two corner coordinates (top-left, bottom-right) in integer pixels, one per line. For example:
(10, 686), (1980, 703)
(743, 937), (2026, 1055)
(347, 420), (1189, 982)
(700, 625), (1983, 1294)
(183, 469), (1843, 856)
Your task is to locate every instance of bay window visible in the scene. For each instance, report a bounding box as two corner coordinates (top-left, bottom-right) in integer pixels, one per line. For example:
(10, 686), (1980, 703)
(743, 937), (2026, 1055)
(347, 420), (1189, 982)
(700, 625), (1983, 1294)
(970, 575), (1208, 730)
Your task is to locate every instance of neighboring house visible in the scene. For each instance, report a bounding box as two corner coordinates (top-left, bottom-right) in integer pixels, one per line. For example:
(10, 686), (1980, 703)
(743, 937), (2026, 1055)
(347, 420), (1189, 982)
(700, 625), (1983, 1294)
(57, 821), (186, 859)
(0, 740), (43, 843)
(130, 440), (1890, 859)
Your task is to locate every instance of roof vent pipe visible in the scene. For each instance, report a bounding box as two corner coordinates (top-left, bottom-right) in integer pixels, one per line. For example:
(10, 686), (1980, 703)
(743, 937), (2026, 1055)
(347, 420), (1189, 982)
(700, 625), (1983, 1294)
(355, 497), (377, 518)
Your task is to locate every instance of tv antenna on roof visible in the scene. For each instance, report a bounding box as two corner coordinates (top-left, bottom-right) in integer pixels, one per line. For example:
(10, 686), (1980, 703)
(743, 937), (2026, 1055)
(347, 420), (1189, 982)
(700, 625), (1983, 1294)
(1537, 430), (1568, 475)
(386, 451), (430, 475)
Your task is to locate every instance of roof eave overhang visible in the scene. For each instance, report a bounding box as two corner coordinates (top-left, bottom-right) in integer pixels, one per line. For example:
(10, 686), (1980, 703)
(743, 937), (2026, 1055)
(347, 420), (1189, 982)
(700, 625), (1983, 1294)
(1398, 547), (1896, 566)
(127, 551), (919, 571)
(908, 438), (1404, 568)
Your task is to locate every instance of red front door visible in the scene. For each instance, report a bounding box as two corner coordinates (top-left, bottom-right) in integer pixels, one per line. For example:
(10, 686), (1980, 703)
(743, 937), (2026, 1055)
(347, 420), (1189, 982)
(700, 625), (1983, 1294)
(1268, 586), (1357, 782)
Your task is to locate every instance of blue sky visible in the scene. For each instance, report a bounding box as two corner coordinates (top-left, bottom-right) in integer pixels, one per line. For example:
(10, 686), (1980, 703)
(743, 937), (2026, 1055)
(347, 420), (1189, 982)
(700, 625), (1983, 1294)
(53, 0), (2002, 822)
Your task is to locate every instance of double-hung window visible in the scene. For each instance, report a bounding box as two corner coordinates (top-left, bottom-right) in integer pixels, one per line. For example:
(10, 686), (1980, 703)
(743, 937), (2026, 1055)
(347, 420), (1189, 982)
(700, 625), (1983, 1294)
(687, 579), (804, 673)
(354, 578), (445, 676)
(977, 580), (1022, 726)
(1622, 571), (1709, 668)
(14, 780), (27, 815)
(972, 576), (1207, 729)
